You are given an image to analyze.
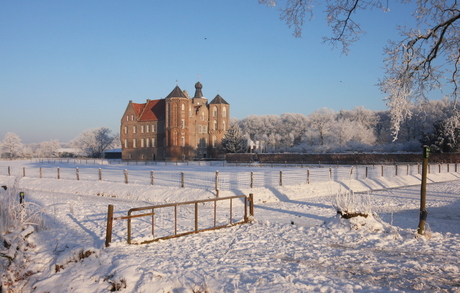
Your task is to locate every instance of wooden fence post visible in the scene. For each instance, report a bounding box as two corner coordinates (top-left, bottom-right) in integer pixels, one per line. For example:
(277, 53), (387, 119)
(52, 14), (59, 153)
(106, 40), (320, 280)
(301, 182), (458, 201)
(39, 167), (42, 178)
(329, 167), (332, 180)
(99, 168), (102, 181)
(105, 204), (114, 247)
(350, 166), (353, 179)
(365, 166), (368, 179)
(307, 169), (310, 184)
(150, 171), (154, 185)
(381, 165), (384, 177)
(407, 164), (409, 176)
(76, 168), (80, 180)
(124, 169), (128, 184)
(57, 167), (60, 179)
(395, 164), (398, 176)
(215, 171), (219, 197)
(279, 171), (283, 186)
(23, 167), (26, 177)
(181, 172), (184, 188)
(250, 172), (254, 188)
(8, 166), (10, 176)
(249, 193), (254, 218)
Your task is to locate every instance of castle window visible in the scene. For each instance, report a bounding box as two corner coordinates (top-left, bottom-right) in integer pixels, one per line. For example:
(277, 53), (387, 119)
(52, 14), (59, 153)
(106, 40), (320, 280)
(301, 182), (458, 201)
(133, 139), (137, 148)
(141, 125), (145, 133)
(124, 126), (128, 134)
(124, 139), (128, 148)
(131, 115), (134, 121)
(152, 124), (156, 132)
(152, 138), (156, 147)
(223, 107), (227, 117)
(146, 138), (150, 147)
(213, 106), (217, 117)
(212, 136), (217, 148)
(126, 115), (129, 121)
(141, 138), (145, 148)
(181, 119), (185, 129)
(214, 120), (218, 130)
(181, 104), (185, 111)
(146, 125), (150, 133)
(181, 137), (185, 147)
(133, 126), (137, 134)
(201, 112), (205, 121)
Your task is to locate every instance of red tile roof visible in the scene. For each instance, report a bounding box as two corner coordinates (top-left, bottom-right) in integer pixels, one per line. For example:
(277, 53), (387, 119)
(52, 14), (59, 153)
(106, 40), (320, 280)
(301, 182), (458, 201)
(138, 99), (165, 121)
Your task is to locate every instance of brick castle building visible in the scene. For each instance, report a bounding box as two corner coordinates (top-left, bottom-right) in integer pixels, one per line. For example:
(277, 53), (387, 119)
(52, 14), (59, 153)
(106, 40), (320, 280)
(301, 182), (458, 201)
(120, 82), (230, 161)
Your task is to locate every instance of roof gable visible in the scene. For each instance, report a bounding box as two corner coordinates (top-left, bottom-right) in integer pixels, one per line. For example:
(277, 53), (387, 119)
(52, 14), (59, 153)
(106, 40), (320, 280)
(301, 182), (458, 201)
(165, 85), (188, 99)
(209, 94), (229, 105)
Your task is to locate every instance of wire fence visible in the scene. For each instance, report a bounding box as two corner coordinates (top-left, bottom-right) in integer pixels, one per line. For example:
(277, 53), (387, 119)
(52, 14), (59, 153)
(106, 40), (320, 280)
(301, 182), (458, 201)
(3, 160), (459, 191)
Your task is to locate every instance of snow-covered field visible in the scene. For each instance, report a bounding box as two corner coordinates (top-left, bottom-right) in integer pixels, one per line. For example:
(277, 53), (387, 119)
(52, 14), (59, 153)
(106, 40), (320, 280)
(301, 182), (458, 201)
(1, 160), (460, 292)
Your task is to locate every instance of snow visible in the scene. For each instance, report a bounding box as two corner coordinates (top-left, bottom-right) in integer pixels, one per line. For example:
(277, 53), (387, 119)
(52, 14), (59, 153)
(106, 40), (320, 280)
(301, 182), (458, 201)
(1, 160), (460, 292)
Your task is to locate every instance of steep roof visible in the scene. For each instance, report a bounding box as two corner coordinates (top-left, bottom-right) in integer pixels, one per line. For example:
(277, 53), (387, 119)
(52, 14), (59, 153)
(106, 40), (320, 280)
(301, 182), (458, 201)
(138, 99), (165, 121)
(131, 102), (145, 117)
(209, 94), (229, 105)
(165, 85), (188, 99)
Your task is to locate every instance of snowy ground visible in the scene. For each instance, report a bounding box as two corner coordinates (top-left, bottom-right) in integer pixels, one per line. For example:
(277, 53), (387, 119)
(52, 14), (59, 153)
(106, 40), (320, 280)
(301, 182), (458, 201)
(1, 160), (460, 292)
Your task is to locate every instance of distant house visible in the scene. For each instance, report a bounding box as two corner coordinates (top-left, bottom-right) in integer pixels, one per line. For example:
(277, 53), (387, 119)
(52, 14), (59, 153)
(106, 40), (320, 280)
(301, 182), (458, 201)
(104, 148), (122, 159)
(120, 82), (230, 161)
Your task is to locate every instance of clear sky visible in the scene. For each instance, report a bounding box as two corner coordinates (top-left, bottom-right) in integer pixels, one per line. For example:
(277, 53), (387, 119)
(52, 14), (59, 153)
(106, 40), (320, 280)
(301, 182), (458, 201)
(0, 0), (417, 143)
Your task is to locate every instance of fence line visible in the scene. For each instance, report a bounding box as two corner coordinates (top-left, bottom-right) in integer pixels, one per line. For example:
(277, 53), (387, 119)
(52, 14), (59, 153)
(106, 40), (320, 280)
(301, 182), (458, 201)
(4, 163), (459, 191)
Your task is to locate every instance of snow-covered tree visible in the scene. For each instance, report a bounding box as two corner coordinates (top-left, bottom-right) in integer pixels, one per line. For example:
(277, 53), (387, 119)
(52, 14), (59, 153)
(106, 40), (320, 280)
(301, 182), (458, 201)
(1, 132), (23, 158)
(72, 127), (118, 158)
(260, 0), (460, 139)
(222, 124), (248, 153)
(421, 117), (460, 153)
(38, 140), (61, 158)
(306, 108), (336, 146)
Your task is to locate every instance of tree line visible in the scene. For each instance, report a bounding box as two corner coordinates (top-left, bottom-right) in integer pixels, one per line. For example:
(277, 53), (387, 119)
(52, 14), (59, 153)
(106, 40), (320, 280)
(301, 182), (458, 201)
(0, 128), (119, 159)
(223, 98), (458, 154)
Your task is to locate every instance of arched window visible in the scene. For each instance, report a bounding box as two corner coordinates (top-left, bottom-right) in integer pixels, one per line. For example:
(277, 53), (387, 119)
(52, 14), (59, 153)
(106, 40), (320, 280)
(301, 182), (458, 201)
(214, 120), (218, 130)
(223, 107), (227, 117)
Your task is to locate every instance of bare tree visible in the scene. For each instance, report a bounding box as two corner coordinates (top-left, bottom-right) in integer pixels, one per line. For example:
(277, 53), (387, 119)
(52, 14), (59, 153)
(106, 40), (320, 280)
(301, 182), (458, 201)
(260, 0), (460, 137)
(72, 127), (118, 158)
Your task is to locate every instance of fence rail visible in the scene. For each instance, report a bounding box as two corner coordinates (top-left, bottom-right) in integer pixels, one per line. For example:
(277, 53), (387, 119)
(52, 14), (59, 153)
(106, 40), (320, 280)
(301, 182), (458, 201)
(105, 194), (254, 246)
(4, 163), (459, 191)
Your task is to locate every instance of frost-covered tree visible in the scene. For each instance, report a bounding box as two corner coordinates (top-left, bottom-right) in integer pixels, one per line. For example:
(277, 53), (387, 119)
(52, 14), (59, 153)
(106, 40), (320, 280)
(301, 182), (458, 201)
(260, 0), (460, 138)
(421, 117), (460, 152)
(306, 108), (336, 146)
(38, 140), (61, 158)
(0, 132), (23, 158)
(72, 127), (118, 158)
(222, 124), (248, 153)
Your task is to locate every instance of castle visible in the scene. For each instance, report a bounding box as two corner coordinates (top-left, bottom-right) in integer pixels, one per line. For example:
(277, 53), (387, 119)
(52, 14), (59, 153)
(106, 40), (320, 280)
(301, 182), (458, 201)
(120, 82), (230, 161)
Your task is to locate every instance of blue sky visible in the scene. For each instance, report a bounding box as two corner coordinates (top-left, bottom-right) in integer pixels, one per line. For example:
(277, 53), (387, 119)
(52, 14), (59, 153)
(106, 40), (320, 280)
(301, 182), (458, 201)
(0, 0), (417, 143)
